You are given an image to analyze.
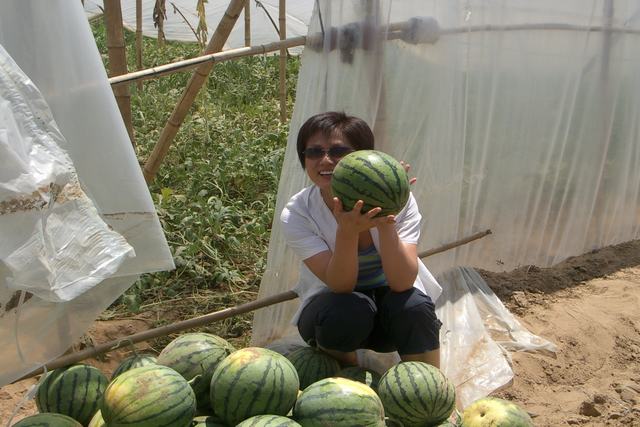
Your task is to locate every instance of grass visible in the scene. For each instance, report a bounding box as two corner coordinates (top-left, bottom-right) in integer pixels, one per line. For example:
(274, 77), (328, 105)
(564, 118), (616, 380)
(91, 20), (300, 349)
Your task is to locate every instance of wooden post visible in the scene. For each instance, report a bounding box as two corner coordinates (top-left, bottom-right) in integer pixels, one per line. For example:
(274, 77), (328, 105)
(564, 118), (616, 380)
(135, 0), (143, 92)
(143, 0), (248, 183)
(155, 0), (166, 47)
(278, 0), (287, 123)
(104, 0), (135, 146)
(244, 0), (251, 47)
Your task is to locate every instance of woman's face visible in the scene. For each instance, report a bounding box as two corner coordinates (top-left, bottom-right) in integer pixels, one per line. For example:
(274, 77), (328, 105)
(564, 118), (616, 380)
(303, 132), (355, 193)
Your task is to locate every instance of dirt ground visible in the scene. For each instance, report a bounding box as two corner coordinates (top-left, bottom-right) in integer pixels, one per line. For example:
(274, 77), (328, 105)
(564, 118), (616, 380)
(2, 240), (639, 426)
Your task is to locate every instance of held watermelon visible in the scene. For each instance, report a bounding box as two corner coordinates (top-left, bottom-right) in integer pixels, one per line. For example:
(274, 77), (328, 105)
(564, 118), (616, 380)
(331, 150), (410, 217)
(100, 364), (196, 427)
(209, 347), (299, 426)
(462, 397), (534, 427)
(111, 353), (157, 379)
(377, 362), (456, 427)
(293, 377), (386, 426)
(236, 415), (302, 426)
(35, 364), (108, 426)
(12, 413), (82, 427)
(286, 347), (341, 389)
(157, 332), (235, 411)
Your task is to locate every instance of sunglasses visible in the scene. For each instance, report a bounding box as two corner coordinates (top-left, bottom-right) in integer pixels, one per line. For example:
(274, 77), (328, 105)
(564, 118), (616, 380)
(303, 146), (355, 160)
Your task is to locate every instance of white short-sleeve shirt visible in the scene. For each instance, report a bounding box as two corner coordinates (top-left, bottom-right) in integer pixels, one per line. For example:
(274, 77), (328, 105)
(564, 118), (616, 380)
(280, 185), (442, 324)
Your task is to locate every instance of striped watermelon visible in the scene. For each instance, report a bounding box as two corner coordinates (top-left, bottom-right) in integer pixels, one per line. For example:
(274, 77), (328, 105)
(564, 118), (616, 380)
(462, 397), (533, 427)
(12, 413), (82, 427)
(331, 150), (410, 217)
(35, 364), (108, 425)
(100, 364), (196, 427)
(209, 347), (299, 426)
(87, 410), (105, 427)
(293, 377), (385, 426)
(192, 415), (228, 426)
(236, 415), (302, 426)
(377, 362), (456, 427)
(111, 353), (157, 379)
(336, 366), (382, 391)
(286, 347), (341, 389)
(157, 333), (235, 411)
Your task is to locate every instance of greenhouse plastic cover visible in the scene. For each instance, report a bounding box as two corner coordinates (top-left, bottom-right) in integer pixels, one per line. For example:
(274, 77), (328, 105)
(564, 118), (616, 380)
(253, 0), (640, 407)
(0, 1), (173, 386)
(84, 0), (313, 52)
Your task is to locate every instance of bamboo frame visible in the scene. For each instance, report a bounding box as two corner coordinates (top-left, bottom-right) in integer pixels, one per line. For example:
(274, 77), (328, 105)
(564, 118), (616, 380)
(14, 229), (491, 381)
(143, 0), (248, 183)
(244, 0), (251, 47)
(279, 0), (286, 123)
(135, 0), (143, 92)
(104, 0), (135, 146)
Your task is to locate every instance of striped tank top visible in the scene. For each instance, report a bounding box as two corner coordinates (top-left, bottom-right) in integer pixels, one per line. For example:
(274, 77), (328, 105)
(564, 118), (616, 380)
(355, 244), (387, 291)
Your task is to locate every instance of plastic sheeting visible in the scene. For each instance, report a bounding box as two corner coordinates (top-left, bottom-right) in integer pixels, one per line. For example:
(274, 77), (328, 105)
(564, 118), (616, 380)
(84, 0), (313, 52)
(252, 0), (640, 407)
(0, 1), (174, 386)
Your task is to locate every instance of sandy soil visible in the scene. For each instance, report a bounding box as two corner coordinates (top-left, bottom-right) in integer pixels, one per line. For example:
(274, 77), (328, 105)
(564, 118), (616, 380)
(2, 240), (639, 426)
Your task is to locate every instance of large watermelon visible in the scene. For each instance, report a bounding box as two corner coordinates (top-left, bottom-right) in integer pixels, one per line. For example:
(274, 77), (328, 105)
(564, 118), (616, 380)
(236, 415), (302, 426)
(331, 150), (410, 217)
(157, 333), (235, 411)
(209, 347), (299, 426)
(377, 362), (456, 427)
(336, 366), (382, 391)
(111, 353), (157, 379)
(293, 377), (385, 426)
(286, 347), (341, 389)
(462, 397), (533, 427)
(12, 413), (82, 427)
(100, 364), (196, 427)
(35, 364), (108, 425)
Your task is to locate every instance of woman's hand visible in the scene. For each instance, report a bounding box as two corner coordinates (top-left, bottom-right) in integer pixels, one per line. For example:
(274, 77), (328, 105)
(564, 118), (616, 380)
(400, 161), (417, 185)
(332, 198), (394, 234)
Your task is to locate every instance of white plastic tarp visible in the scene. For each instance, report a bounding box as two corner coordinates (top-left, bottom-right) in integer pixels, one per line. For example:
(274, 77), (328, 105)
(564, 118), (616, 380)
(253, 0), (640, 407)
(0, 1), (174, 386)
(84, 0), (313, 52)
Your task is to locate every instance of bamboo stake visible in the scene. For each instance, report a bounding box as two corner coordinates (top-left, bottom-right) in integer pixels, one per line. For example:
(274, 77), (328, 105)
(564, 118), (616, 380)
(135, 0), (143, 92)
(244, 0), (251, 47)
(14, 229), (491, 381)
(143, 0), (248, 183)
(278, 0), (286, 123)
(110, 36), (307, 87)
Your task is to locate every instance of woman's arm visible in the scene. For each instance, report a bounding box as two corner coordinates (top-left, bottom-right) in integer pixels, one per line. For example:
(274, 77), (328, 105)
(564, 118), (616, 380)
(376, 222), (418, 292)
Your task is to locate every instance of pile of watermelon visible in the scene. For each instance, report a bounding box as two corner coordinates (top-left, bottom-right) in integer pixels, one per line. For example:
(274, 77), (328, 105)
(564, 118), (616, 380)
(13, 331), (534, 427)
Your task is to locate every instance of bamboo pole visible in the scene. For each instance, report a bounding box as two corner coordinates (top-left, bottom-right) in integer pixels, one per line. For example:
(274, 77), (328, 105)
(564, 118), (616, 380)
(278, 0), (287, 123)
(155, 0), (166, 47)
(135, 0), (143, 92)
(244, 0), (251, 47)
(15, 229), (491, 381)
(110, 36), (307, 87)
(143, 0), (248, 183)
(104, 0), (135, 147)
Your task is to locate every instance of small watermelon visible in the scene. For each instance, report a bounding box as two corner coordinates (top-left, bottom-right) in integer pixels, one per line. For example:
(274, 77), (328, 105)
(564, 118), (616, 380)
(158, 333), (235, 411)
(111, 353), (157, 379)
(209, 347), (299, 426)
(286, 347), (341, 389)
(35, 364), (109, 426)
(293, 377), (385, 426)
(331, 150), (410, 217)
(12, 413), (82, 427)
(336, 366), (382, 390)
(462, 397), (533, 427)
(377, 362), (456, 427)
(87, 410), (105, 427)
(101, 364), (196, 427)
(236, 414), (302, 426)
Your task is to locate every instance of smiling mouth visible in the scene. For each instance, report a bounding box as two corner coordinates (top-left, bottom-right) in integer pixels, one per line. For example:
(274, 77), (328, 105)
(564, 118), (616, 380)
(319, 171), (333, 176)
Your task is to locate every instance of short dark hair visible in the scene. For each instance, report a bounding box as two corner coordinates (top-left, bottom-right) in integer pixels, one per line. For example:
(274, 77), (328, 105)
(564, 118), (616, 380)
(296, 111), (375, 168)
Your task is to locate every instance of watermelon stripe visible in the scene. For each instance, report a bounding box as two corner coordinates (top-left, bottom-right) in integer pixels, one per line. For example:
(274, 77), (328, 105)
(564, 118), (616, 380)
(55, 369), (67, 414)
(357, 156), (398, 201)
(379, 154), (406, 204)
(115, 378), (190, 418)
(332, 171), (394, 207)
